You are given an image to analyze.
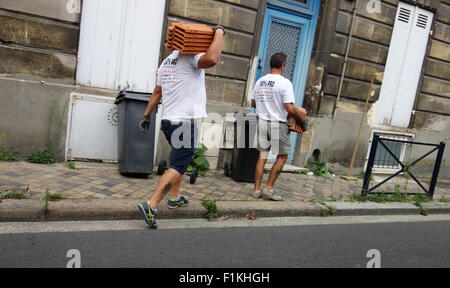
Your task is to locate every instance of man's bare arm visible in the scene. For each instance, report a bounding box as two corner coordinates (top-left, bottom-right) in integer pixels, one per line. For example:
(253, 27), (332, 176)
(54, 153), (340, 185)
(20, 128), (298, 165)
(285, 103), (307, 123)
(198, 28), (224, 69)
(251, 99), (256, 109)
(144, 85), (162, 117)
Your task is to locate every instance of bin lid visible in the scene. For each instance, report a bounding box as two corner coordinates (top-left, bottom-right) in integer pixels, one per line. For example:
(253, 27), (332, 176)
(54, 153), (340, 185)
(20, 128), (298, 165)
(115, 91), (152, 104)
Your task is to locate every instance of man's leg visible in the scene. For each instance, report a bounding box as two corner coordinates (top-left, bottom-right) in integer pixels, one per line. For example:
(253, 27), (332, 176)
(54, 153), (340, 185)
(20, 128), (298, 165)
(170, 174), (183, 200)
(254, 152), (268, 193)
(266, 154), (288, 191)
(137, 168), (181, 228)
(138, 120), (194, 227)
(261, 123), (290, 201)
(149, 168), (182, 209)
(167, 173), (190, 209)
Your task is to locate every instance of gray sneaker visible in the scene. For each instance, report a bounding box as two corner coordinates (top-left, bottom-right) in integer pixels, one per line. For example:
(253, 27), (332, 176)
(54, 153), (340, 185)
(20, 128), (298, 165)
(262, 189), (282, 201)
(251, 191), (262, 199)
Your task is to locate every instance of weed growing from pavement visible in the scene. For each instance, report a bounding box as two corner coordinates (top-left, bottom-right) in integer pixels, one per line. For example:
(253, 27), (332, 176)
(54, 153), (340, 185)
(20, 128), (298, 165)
(413, 194), (430, 216)
(0, 134), (18, 162)
(67, 161), (76, 169)
(42, 189), (65, 215)
(439, 197), (450, 203)
(43, 189), (50, 214)
(319, 201), (335, 217)
(306, 159), (334, 178)
(349, 189), (431, 215)
(201, 193), (219, 220)
(27, 149), (55, 164)
(0, 186), (29, 199)
(357, 171), (374, 181)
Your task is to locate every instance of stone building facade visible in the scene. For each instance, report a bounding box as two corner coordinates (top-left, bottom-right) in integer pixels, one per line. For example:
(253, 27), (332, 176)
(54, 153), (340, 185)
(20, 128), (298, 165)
(0, 0), (448, 179)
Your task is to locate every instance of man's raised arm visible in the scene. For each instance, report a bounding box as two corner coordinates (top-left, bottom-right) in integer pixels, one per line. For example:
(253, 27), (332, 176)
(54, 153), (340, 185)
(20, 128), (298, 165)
(198, 26), (225, 69)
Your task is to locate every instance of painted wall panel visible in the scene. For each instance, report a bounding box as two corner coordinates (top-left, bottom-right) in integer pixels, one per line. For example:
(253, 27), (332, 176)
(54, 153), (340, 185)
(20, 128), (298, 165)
(376, 2), (414, 126)
(376, 2), (433, 127)
(66, 94), (119, 162)
(76, 0), (165, 92)
(391, 8), (433, 127)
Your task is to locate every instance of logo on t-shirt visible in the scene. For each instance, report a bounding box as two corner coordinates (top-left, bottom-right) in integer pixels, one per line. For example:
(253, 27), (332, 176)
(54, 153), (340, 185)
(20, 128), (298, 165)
(163, 57), (178, 66)
(259, 80), (276, 88)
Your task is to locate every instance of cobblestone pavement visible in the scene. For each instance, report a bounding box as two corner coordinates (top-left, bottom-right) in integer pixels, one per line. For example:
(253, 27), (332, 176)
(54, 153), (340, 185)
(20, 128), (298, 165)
(1, 162), (449, 202)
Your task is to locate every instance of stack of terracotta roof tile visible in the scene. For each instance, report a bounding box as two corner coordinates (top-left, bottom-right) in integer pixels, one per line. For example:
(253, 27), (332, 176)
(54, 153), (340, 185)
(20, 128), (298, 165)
(166, 23), (214, 55)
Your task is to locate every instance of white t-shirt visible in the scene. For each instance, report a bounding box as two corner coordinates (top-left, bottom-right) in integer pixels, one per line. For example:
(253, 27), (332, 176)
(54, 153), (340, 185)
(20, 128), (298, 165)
(156, 50), (207, 121)
(252, 73), (296, 122)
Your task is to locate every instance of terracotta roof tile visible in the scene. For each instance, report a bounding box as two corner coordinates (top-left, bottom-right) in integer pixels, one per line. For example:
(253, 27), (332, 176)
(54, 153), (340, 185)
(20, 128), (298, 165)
(165, 23), (214, 54)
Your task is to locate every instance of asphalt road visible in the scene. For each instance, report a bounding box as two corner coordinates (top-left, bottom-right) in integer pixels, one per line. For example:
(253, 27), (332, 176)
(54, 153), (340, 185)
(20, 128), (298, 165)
(0, 216), (449, 268)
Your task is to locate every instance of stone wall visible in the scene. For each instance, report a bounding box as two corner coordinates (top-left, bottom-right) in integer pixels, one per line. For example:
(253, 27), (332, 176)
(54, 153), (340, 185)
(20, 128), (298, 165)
(297, 0), (449, 179)
(0, 0), (82, 159)
(0, 0), (80, 82)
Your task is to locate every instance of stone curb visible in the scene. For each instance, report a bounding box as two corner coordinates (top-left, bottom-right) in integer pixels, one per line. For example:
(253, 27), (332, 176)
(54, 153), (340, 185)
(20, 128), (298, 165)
(323, 202), (421, 216)
(1, 199), (450, 222)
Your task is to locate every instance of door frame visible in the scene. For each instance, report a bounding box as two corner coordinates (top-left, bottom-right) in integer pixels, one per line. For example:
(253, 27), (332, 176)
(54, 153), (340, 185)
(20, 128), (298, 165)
(256, 0), (321, 163)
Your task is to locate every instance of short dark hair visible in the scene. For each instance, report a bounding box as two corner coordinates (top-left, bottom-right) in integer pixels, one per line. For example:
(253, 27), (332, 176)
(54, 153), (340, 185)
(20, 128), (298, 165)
(270, 53), (287, 69)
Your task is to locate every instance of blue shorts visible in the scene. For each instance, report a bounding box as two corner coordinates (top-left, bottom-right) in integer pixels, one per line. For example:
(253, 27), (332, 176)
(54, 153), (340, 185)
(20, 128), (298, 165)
(161, 120), (197, 175)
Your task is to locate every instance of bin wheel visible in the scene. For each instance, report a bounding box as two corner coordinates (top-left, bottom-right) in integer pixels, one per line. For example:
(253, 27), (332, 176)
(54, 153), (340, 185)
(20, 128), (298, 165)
(190, 168), (199, 184)
(224, 162), (232, 177)
(158, 160), (167, 175)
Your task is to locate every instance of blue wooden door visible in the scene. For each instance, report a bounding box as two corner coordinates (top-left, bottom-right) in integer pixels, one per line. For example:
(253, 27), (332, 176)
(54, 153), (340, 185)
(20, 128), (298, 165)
(256, 0), (320, 163)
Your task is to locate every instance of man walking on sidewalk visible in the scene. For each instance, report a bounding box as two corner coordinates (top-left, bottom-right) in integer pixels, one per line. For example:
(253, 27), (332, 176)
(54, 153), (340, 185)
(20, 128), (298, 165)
(137, 25), (225, 229)
(251, 53), (306, 201)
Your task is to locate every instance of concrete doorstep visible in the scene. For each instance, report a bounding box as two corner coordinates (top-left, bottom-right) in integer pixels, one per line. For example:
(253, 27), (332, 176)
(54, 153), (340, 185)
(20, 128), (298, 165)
(1, 199), (450, 222)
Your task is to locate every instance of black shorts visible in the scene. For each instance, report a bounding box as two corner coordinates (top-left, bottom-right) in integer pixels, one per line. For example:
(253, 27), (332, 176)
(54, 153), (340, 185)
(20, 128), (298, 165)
(161, 120), (197, 175)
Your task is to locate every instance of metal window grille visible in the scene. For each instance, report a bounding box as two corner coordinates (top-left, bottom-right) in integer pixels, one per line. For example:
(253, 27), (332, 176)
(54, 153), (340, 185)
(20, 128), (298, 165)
(263, 21), (301, 81)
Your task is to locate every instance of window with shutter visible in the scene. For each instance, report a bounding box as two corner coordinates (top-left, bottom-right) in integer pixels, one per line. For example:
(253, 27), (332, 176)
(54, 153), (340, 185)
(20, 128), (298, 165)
(376, 2), (434, 128)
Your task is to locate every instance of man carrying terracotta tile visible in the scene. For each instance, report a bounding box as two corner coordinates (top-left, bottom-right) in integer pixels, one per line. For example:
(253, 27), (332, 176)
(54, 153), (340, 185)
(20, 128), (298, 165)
(251, 53), (307, 201)
(137, 25), (225, 229)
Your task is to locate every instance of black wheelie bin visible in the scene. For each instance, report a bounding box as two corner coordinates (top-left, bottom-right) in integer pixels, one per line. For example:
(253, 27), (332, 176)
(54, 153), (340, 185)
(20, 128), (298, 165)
(224, 113), (259, 182)
(115, 91), (157, 177)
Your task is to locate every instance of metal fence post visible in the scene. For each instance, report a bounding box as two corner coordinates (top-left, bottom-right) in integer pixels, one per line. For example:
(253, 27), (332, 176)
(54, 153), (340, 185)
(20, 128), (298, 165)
(428, 141), (446, 199)
(362, 135), (379, 196)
